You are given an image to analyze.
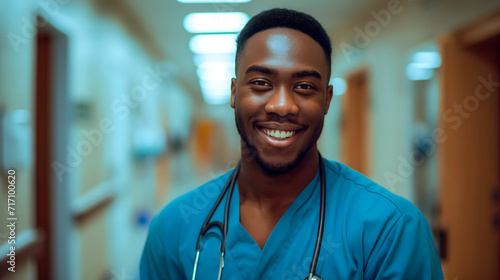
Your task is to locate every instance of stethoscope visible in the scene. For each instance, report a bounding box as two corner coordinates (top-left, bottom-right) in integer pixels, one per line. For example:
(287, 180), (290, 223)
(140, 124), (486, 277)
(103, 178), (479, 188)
(192, 154), (326, 280)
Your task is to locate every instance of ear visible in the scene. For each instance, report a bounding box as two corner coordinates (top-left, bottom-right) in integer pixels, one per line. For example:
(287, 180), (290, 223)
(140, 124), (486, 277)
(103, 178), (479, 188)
(324, 84), (333, 114)
(230, 78), (237, 108)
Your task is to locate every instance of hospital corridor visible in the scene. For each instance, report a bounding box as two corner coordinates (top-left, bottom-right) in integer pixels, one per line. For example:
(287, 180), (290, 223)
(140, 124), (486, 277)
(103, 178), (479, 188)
(0, 0), (499, 279)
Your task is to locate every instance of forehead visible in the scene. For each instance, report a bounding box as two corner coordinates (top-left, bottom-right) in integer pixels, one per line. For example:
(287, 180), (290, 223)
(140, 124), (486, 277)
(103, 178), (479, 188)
(237, 28), (328, 76)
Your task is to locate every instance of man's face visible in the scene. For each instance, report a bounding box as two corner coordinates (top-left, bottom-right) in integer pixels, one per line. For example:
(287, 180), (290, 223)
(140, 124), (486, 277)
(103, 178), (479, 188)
(231, 27), (333, 175)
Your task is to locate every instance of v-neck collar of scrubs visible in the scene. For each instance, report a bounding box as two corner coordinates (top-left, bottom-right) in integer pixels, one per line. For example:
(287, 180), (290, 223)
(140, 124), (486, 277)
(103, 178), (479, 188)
(225, 169), (321, 279)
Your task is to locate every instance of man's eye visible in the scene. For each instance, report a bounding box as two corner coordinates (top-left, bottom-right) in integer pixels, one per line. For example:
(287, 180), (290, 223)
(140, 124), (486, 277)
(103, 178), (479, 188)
(251, 80), (271, 87)
(295, 84), (315, 90)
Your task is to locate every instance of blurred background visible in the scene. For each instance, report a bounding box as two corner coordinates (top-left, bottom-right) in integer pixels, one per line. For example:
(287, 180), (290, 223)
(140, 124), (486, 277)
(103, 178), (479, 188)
(0, 0), (499, 279)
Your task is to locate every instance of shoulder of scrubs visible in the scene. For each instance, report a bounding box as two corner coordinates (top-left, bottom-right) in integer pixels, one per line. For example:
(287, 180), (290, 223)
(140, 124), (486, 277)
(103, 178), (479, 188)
(140, 171), (233, 280)
(324, 160), (443, 279)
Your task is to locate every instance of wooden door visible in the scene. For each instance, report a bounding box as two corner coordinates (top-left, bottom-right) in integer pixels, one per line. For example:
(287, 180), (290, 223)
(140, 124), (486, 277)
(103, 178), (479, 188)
(438, 11), (500, 279)
(340, 70), (370, 176)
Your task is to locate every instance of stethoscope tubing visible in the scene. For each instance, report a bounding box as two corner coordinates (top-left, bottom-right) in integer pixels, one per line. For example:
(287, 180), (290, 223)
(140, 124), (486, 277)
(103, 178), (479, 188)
(192, 162), (240, 280)
(307, 154), (326, 280)
(192, 154), (325, 280)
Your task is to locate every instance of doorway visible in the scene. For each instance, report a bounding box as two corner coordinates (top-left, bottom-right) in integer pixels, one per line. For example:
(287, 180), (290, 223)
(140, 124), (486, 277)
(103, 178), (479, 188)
(438, 11), (500, 279)
(340, 69), (371, 176)
(35, 18), (71, 280)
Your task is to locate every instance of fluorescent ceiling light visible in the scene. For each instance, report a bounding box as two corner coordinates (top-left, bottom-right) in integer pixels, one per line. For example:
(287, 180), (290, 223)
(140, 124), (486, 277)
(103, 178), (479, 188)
(193, 53), (235, 67)
(411, 52), (441, 69)
(184, 12), (249, 33)
(197, 67), (234, 81)
(178, 0), (251, 3)
(200, 79), (232, 91)
(198, 61), (235, 70)
(406, 63), (434, 80)
(197, 61), (235, 82)
(189, 34), (237, 54)
(331, 78), (347, 96)
(202, 89), (231, 104)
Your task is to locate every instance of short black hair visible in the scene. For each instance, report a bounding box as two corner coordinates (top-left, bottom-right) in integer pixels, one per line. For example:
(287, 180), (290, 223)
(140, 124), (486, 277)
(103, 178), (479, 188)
(236, 8), (332, 74)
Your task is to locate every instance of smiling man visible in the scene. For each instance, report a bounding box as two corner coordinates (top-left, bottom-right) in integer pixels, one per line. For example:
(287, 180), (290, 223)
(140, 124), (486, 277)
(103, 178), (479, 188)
(141, 8), (443, 280)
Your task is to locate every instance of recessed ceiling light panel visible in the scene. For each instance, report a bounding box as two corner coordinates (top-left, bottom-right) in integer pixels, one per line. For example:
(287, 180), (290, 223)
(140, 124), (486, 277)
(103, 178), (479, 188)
(189, 34), (237, 54)
(406, 63), (434, 80)
(199, 79), (232, 91)
(411, 52), (441, 69)
(184, 12), (249, 33)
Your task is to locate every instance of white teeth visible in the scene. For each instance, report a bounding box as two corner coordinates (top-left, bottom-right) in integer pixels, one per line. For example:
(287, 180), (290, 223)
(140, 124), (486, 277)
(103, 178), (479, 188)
(263, 129), (296, 139)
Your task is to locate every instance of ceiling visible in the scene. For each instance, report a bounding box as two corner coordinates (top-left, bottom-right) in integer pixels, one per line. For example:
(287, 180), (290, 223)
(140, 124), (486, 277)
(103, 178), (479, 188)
(118, 0), (381, 104)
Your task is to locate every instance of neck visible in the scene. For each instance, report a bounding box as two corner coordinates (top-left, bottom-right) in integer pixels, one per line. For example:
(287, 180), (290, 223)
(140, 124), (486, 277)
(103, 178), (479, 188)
(237, 145), (320, 211)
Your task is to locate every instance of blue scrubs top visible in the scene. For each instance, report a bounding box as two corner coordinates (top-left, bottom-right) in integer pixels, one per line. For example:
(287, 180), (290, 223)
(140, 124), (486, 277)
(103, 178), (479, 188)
(140, 159), (443, 279)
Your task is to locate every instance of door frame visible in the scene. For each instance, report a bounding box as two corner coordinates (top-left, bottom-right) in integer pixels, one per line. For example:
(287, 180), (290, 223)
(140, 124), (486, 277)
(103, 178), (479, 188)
(35, 15), (72, 280)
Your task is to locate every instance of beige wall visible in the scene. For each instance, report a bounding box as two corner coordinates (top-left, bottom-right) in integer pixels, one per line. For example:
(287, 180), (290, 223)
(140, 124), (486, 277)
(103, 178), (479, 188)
(0, 0), (39, 279)
(0, 0), (189, 279)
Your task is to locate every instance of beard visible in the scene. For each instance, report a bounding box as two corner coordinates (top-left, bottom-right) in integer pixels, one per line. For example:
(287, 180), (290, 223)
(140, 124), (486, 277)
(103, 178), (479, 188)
(235, 107), (324, 176)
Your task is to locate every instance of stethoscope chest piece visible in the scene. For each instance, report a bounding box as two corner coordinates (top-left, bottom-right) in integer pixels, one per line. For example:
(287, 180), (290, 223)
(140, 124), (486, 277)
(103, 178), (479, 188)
(304, 275), (323, 280)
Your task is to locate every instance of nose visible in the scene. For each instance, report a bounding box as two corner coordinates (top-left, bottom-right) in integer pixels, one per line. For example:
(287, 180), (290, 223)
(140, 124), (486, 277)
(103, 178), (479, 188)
(264, 85), (299, 116)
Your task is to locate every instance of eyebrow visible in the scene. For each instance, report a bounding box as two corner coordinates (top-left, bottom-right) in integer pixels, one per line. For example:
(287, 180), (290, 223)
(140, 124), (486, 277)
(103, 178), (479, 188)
(245, 65), (277, 75)
(245, 65), (322, 80)
(292, 70), (322, 80)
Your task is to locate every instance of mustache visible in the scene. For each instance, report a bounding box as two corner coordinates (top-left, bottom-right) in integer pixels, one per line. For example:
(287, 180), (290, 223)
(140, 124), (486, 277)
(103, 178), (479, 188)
(254, 115), (301, 125)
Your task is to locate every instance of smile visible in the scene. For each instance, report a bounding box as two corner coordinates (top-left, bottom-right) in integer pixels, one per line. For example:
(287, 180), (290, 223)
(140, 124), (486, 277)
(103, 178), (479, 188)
(255, 122), (305, 147)
(262, 129), (296, 140)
